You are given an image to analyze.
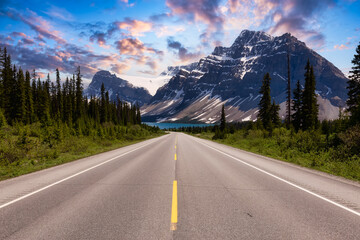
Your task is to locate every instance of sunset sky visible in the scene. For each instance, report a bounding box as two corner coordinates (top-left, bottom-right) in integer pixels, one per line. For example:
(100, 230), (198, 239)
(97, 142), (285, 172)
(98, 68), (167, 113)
(1, 0), (359, 92)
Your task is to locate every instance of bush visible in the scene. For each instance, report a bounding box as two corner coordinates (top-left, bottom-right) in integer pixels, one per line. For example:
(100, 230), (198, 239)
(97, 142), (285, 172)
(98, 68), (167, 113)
(213, 128), (226, 140)
(333, 125), (360, 161)
(0, 109), (7, 128)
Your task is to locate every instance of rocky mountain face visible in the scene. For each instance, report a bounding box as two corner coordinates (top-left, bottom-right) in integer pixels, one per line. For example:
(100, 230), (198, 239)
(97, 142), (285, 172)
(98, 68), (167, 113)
(160, 62), (198, 77)
(85, 70), (152, 106)
(142, 30), (348, 123)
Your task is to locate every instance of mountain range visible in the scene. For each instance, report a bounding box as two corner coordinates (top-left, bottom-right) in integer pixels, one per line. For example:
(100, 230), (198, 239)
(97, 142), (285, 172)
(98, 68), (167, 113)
(85, 30), (349, 123)
(85, 70), (152, 106)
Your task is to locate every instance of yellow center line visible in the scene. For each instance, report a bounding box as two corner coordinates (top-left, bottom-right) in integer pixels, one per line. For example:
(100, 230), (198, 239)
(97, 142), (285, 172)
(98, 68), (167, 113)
(170, 180), (178, 231)
(174, 153), (177, 161)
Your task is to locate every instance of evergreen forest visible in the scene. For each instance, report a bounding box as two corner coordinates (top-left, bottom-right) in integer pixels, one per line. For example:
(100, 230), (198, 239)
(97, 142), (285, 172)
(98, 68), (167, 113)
(0, 47), (162, 180)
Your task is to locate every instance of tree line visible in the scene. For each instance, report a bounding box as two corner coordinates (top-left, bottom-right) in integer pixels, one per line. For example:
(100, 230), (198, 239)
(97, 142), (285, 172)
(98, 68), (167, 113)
(257, 59), (320, 132)
(257, 41), (360, 132)
(0, 47), (141, 129)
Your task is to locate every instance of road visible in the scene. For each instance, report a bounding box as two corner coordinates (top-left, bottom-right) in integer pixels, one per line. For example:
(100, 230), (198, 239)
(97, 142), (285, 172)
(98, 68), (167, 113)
(0, 132), (359, 239)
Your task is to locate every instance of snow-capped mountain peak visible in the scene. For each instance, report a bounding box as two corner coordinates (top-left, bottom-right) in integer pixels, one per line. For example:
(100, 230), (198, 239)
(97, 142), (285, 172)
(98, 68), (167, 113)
(142, 30), (348, 123)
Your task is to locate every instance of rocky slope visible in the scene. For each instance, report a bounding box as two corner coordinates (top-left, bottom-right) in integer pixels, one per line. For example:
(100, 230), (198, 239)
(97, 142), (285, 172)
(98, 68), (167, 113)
(142, 30), (348, 123)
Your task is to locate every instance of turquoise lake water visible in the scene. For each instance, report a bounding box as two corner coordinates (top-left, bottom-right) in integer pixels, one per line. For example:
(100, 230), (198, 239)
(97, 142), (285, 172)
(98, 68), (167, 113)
(144, 122), (215, 129)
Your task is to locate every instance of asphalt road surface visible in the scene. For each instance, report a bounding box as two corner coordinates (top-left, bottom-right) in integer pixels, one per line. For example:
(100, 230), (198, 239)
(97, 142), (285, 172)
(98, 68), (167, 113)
(0, 132), (359, 239)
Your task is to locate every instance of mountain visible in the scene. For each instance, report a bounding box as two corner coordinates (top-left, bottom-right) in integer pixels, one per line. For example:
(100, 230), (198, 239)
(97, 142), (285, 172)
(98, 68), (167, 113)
(142, 30), (348, 123)
(160, 62), (198, 77)
(85, 70), (152, 106)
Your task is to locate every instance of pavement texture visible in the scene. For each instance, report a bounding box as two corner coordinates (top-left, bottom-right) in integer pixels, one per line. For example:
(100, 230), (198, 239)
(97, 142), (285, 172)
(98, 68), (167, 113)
(0, 132), (359, 239)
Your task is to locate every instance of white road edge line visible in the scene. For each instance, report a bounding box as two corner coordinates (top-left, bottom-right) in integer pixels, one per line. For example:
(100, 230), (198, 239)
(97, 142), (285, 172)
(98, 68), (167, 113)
(0, 139), (158, 210)
(195, 138), (360, 217)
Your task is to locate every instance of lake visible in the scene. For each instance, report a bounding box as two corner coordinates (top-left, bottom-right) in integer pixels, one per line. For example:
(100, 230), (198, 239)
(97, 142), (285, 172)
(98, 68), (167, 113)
(144, 122), (215, 130)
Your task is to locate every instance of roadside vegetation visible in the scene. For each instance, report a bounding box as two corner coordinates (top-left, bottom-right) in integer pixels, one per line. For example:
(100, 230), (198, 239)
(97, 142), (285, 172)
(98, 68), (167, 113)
(177, 42), (360, 182)
(0, 47), (163, 180)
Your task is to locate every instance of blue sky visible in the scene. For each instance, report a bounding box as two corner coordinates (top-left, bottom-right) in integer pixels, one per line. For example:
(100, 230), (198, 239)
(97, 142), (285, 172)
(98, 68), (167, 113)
(0, 0), (359, 89)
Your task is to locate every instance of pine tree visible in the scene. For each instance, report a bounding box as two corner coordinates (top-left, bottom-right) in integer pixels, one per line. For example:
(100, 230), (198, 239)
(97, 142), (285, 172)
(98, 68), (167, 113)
(75, 66), (83, 120)
(136, 103), (141, 124)
(36, 78), (50, 123)
(8, 65), (18, 123)
(105, 90), (110, 122)
(117, 96), (123, 125)
(0, 47), (4, 110)
(100, 83), (107, 123)
(270, 100), (281, 127)
(301, 60), (319, 130)
(286, 53), (291, 127)
(347, 41), (360, 125)
(24, 70), (34, 124)
(15, 68), (26, 123)
(2, 49), (14, 122)
(220, 104), (226, 132)
(292, 80), (302, 131)
(56, 68), (63, 119)
(70, 75), (76, 121)
(258, 73), (272, 130)
(31, 73), (38, 122)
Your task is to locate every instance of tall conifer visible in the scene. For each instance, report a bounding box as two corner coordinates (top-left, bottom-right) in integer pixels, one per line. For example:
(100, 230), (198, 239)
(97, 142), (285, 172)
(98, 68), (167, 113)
(347, 42), (360, 125)
(258, 73), (272, 130)
(24, 70), (34, 124)
(292, 80), (302, 131)
(301, 60), (319, 130)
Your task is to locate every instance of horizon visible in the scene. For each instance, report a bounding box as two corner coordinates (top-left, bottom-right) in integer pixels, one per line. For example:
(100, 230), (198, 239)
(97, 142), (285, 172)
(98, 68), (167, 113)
(1, 0), (359, 94)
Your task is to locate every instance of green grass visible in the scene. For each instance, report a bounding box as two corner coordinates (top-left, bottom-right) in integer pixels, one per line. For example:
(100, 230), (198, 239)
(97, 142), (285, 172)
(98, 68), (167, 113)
(192, 129), (360, 182)
(0, 124), (165, 181)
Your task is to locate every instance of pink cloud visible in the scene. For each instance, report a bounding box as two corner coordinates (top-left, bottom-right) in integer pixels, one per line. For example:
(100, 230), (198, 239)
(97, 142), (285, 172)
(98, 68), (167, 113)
(6, 8), (66, 45)
(116, 19), (153, 36)
(115, 38), (163, 56)
(111, 63), (130, 74)
(166, 0), (224, 32)
(334, 44), (349, 50)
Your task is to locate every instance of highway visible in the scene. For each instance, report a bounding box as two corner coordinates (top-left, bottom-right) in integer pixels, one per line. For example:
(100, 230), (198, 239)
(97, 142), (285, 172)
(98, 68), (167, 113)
(0, 132), (359, 239)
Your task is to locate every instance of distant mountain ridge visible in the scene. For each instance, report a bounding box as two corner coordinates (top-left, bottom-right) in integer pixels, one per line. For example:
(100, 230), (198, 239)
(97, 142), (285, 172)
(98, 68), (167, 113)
(142, 30), (348, 123)
(85, 70), (152, 106)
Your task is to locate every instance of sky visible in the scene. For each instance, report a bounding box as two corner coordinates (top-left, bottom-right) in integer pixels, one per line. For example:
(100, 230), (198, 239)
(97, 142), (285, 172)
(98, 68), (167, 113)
(0, 0), (359, 94)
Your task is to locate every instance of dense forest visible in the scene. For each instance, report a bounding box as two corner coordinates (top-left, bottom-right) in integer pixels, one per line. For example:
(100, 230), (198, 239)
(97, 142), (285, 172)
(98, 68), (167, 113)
(0, 47), (162, 180)
(0, 47), (141, 128)
(175, 42), (360, 181)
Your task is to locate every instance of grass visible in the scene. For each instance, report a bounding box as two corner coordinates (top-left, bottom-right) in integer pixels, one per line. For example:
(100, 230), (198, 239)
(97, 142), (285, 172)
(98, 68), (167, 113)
(0, 124), (165, 181)
(192, 129), (360, 182)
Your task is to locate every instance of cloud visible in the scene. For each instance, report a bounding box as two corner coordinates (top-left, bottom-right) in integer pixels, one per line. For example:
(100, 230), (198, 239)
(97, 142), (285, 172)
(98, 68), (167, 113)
(155, 25), (185, 38)
(115, 38), (163, 56)
(10, 32), (35, 45)
(261, 0), (336, 48)
(89, 31), (107, 46)
(3, 8), (66, 44)
(10, 32), (27, 38)
(115, 18), (153, 36)
(111, 63), (130, 74)
(81, 18), (153, 46)
(44, 5), (75, 21)
(334, 44), (349, 50)
(118, 0), (135, 7)
(166, 0), (224, 29)
(0, 34), (121, 79)
(166, 0), (224, 44)
(150, 13), (172, 22)
(167, 37), (202, 62)
(214, 0), (336, 48)
(227, 0), (242, 13)
(138, 70), (157, 75)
